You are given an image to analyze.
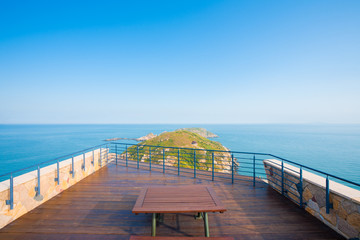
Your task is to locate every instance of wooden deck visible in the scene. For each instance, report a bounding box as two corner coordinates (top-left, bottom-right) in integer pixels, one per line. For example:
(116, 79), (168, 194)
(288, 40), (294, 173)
(0, 163), (345, 240)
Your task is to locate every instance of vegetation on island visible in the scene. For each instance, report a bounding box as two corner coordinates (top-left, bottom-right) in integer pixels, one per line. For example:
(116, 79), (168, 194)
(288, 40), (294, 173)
(177, 127), (218, 138)
(121, 130), (233, 173)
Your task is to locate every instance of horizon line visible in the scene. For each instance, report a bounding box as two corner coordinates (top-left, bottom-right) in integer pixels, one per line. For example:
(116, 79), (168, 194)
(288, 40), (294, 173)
(1, 123), (360, 125)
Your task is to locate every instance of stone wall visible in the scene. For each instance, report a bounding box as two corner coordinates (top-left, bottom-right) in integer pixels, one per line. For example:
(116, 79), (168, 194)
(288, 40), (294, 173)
(0, 148), (111, 229)
(263, 159), (360, 239)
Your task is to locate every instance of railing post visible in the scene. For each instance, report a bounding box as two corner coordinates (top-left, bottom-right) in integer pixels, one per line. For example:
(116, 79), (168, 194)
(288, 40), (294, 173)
(163, 148), (165, 174)
(126, 145), (128, 167)
(178, 149), (180, 176)
(281, 161), (284, 195)
(6, 174), (14, 210)
(34, 166), (43, 200)
(82, 153), (86, 171)
(326, 176), (333, 213)
(106, 145), (108, 164)
(92, 149), (94, 166)
(194, 150), (196, 178)
(137, 146), (139, 169)
(212, 152), (214, 181)
(299, 167), (303, 208)
(253, 155), (256, 187)
(149, 147), (152, 171)
(71, 156), (75, 178)
(99, 147), (102, 167)
(54, 160), (60, 185)
(115, 144), (118, 165)
(231, 154), (234, 184)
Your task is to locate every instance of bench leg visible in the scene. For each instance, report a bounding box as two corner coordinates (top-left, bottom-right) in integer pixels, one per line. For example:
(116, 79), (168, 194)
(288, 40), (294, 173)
(195, 212), (203, 219)
(203, 212), (209, 237)
(152, 213), (156, 236)
(157, 213), (164, 223)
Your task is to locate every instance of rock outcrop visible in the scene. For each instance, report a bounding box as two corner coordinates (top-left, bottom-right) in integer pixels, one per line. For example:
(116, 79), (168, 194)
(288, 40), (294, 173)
(136, 133), (157, 141)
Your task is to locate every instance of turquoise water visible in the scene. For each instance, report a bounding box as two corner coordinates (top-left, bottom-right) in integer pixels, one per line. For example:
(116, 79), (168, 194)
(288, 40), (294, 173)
(0, 124), (359, 184)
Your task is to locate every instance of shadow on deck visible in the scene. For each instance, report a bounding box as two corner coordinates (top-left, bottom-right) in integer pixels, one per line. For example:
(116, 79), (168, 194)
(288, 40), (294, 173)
(0, 162), (344, 240)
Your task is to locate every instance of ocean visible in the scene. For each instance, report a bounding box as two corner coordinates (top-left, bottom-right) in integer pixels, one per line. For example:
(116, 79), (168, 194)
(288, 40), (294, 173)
(0, 124), (359, 184)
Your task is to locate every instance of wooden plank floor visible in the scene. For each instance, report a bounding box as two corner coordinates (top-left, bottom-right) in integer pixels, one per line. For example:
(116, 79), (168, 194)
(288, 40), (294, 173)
(0, 163), (345, 240)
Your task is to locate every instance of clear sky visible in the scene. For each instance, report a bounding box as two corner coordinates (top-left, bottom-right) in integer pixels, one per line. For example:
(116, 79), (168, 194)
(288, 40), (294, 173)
(0, 0), (359, 124)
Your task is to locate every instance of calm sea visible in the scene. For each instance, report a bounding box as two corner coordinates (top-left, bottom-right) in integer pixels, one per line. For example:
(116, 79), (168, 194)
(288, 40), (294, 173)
(0, 124), (359, 184)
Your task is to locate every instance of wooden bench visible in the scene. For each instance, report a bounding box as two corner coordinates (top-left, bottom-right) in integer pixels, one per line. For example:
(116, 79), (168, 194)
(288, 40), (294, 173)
(130, 237), (234, 240)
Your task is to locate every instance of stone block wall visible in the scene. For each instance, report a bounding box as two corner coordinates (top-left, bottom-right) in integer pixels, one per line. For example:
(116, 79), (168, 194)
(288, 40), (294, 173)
(263, 159), (360, 239)
(0, 148), (110, 229)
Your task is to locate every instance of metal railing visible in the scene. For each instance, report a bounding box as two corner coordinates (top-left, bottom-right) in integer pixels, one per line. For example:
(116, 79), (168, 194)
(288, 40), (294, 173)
(0, 143), (110, 210)
(110, 142), (360, 213)
(1, 141), (359, 214)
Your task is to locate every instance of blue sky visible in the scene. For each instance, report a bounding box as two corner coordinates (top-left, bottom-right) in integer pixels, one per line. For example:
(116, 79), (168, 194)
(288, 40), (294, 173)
(0, 0), (359, 124)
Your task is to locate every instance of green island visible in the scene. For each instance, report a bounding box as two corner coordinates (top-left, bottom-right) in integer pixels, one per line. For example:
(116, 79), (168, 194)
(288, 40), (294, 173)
(123, 130), (232, 173)
(176, 127), (218, 138)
